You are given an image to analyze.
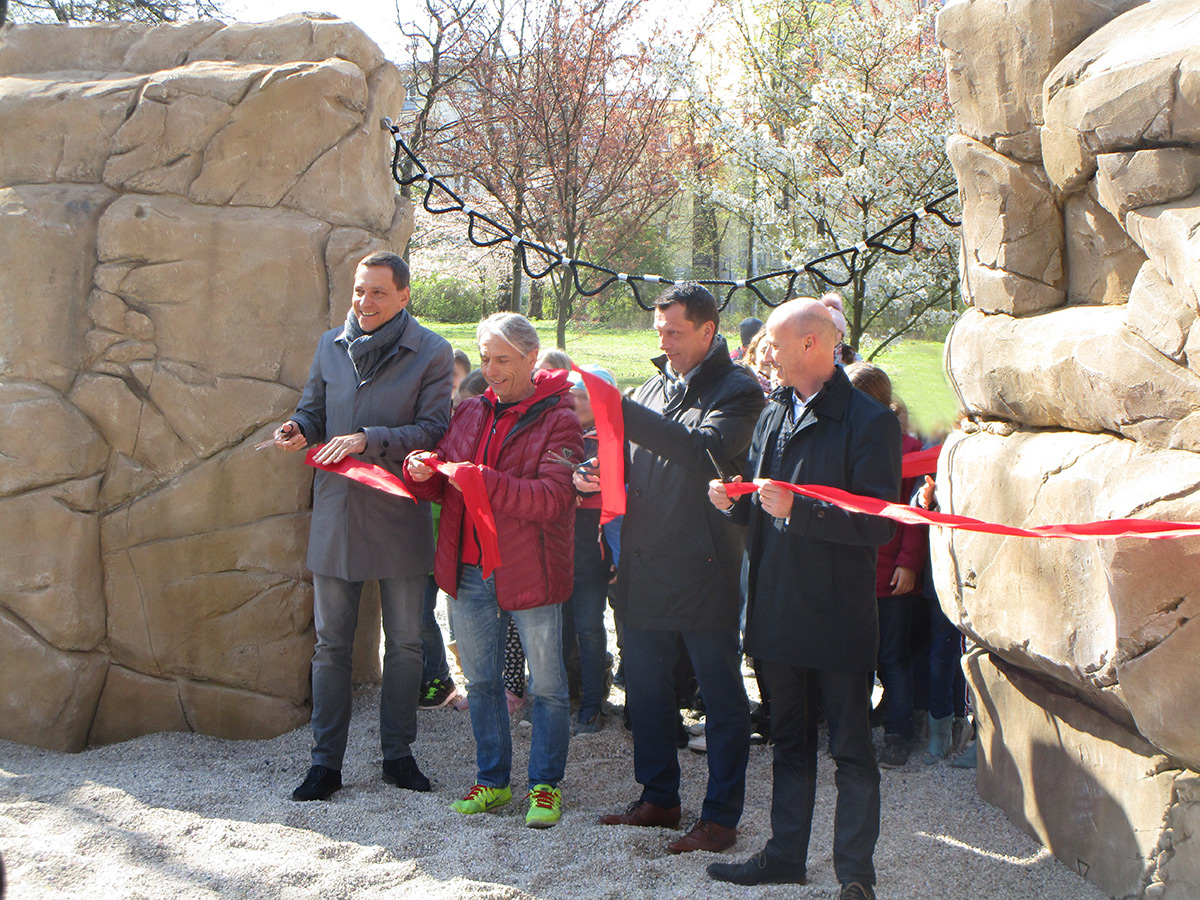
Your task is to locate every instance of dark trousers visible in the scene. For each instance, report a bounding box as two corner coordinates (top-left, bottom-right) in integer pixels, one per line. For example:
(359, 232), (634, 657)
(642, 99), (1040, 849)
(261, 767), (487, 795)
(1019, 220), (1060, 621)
(928, 598), (967, 719)
(420, 575), (451, 685)
(623, 625), (750, 828)
(761, 661), (880, 886)
(877, 594), (918, 738)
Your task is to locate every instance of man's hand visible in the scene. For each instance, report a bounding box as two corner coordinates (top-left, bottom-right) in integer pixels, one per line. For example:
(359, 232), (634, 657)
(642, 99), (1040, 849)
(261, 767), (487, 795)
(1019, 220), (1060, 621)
(274, 420), (307, 452)
(919, 475), (936, 510)
(890, 566), (917, 596)
(757, 478), (794, 519)
(312, 431), (367, 465)
(573, 458), (601, 494)
(406, 450), (438, 482)
(708, 476), (741, 511)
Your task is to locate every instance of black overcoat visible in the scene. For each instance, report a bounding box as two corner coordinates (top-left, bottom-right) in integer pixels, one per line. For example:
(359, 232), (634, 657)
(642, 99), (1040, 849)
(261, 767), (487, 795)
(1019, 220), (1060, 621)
(613, 335), (766, 632)
(730, 366), (901, 670)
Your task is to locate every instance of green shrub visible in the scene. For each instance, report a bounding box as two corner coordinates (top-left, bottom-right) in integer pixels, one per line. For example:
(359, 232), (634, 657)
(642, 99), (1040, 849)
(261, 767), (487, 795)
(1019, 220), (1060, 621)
(409, 274), (485, 323)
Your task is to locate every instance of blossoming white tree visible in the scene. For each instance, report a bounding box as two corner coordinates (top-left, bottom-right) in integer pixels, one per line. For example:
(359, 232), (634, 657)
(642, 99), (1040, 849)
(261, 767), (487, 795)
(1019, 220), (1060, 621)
(689, 0), (961, 355)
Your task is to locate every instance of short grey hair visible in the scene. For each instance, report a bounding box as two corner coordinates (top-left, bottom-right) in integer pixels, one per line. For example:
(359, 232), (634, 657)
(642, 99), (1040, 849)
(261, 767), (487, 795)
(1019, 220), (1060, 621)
(477, 312), (540, 356)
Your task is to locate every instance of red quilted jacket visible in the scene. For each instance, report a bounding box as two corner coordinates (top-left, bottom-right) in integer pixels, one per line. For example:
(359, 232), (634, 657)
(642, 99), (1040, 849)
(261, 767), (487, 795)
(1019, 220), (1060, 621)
(875, 431), (927, 597)
(405, 368), (584, 610)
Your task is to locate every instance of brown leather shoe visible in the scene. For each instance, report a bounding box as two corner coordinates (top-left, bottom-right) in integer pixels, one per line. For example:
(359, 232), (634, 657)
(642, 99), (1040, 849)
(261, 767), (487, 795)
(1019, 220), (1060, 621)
(667, 818), (737, 854)
(599, 799), (682, 828)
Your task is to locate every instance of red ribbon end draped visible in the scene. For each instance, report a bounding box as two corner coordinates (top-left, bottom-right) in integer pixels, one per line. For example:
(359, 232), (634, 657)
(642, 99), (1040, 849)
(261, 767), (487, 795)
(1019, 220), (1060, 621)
(572, 365), (627, 524)
(725, 479), (1200, 541)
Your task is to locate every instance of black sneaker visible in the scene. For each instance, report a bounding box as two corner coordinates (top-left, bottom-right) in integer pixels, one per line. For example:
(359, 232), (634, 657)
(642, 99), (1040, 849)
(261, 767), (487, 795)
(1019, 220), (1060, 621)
(418, 677), (459, 708)
(292, 764), (342, 801)
(707, 849), (807, 885)
(840, 882), (876, 900)
(382, 755), (432, 792)
(878, 734), (910, 769)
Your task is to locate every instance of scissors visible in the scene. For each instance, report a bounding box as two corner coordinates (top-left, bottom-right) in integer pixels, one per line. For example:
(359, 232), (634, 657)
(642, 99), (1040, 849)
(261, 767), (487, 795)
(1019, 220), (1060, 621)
(548, 448), (595, 475)
(254, 422), (297, 451)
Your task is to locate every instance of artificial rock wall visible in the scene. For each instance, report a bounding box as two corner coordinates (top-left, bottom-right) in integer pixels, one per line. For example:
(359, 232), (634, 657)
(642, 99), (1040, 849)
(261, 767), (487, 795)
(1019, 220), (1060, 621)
(0, 15), (414, 751)
(935, 0), (1200, 897)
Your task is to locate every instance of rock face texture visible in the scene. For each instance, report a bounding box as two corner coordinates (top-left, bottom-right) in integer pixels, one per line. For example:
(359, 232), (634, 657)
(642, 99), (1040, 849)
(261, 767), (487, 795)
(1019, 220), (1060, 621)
(936, 0), (1200, 896)
(0, 16), (412, 751)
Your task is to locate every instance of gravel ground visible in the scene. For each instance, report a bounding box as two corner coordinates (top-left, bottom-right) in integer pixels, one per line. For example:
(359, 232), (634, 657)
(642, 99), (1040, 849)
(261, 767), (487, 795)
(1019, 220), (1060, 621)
(1, 679), (1106, 900)
(1, 604), (1106, 900)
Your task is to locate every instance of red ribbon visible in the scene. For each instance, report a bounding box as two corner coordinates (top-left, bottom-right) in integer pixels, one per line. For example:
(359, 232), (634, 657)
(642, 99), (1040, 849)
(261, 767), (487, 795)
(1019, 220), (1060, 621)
(426, 458), (502, 578)
(572, 365), (626, 524)
(725, 479), (1200, 541)
(901, 445), (941, 479)
(305, 446), (415, 501)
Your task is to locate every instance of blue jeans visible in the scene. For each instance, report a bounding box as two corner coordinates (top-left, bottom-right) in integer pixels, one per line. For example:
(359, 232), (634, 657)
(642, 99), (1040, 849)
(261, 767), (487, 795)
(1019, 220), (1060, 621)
(452, 566), (569, 788)
(562, 568), (610, 722)
(762, 662), (879, 886)
(623, 625), (749, 828)
(877, 594), (917, 739)
(310, 574), (424, 769)
(420, 575), (451, 684)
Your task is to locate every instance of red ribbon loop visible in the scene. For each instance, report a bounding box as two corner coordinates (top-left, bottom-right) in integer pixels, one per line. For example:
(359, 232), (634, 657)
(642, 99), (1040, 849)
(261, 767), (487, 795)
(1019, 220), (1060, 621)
(426, 458), (502, 577)
(305, 446), (415, 501)
(901, 445), (940, 479)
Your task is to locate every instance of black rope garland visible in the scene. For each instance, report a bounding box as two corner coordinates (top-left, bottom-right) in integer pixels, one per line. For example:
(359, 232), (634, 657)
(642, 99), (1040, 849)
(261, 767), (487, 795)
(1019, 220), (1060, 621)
(383, 118), (960, 312)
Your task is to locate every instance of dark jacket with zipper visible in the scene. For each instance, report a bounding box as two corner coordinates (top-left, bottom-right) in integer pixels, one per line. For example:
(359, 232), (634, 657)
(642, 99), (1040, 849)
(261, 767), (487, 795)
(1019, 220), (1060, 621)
(405, 368), (583, 611)
(613, 334), (766, 632)
(729, 366), (901, 670)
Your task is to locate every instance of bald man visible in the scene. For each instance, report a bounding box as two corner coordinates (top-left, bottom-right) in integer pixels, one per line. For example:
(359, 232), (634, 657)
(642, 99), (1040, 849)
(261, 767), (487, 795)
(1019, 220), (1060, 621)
(708, 299), (901, 900)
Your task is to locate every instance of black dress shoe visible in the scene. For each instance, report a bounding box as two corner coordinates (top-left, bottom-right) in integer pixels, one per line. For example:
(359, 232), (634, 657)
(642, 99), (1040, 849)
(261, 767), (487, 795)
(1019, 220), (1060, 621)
(292, 764), (342, 801)
(707, 849), (807, 885)
(382, 755), (432, 792)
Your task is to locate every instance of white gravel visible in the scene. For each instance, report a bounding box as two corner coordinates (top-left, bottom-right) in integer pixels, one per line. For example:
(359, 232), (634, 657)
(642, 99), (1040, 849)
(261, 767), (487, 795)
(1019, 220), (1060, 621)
(1, 673), (1105, 900)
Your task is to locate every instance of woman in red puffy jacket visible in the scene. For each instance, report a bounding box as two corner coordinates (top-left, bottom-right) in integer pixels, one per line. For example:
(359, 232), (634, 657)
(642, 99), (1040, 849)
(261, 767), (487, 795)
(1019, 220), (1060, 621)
(405, 313), (583, 829)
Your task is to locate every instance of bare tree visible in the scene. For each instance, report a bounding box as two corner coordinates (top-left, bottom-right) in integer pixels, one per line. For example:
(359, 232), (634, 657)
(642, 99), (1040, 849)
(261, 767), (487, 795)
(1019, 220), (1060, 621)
(447, 0), (685, 346)
(6, 0), (220, 24)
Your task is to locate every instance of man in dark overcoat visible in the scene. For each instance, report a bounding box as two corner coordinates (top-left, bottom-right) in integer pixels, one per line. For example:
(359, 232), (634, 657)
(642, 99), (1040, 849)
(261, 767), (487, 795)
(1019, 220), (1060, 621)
(708, 298), (900, 900)
(272, 251), (453, 801)
(598, 283), (765, 855)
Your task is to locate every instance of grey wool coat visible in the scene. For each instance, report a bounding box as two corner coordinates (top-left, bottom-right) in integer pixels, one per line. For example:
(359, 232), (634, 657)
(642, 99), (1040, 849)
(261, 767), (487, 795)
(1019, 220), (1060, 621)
(290, 311), (453, 581)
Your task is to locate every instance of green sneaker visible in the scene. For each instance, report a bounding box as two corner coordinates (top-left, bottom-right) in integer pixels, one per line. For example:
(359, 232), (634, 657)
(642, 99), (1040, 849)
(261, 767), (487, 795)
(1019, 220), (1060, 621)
(525, 784), (562, 828)
(451, 783), (512, 815)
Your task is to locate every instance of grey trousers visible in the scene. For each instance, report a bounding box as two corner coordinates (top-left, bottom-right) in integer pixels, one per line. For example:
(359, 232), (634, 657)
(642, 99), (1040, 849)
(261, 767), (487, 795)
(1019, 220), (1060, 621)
(310, 573), (424, 770)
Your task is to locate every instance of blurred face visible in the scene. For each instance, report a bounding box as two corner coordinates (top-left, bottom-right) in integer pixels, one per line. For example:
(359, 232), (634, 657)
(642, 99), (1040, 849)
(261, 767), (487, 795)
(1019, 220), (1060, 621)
(480, 333), (537, 403)
(571, 388), (594, 429)
(352, 264), (409, 332)
(452, 361), (469, 392)
(654, 303), (715, 376)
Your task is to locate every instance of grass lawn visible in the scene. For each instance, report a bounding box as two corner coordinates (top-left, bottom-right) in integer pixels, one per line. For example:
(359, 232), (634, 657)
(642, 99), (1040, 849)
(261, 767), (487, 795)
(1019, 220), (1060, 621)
(426, 321), (961, 438)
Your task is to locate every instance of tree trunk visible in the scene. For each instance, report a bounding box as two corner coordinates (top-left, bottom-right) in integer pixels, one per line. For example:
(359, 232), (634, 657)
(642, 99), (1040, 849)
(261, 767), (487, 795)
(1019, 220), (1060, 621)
(510, 243), (524, 315)
(850, 268), (865, 352)
(555, 276), (572, 349)
(529, 280), (543, 319)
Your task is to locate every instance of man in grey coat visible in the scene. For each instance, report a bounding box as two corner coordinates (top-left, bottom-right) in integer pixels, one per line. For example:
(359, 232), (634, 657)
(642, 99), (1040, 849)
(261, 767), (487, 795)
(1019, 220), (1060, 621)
(271, 251), (453, 801)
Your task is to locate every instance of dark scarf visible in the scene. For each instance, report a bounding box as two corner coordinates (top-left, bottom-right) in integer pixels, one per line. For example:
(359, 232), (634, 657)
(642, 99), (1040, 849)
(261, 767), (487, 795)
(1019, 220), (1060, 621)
(339, 307), (409, 385)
